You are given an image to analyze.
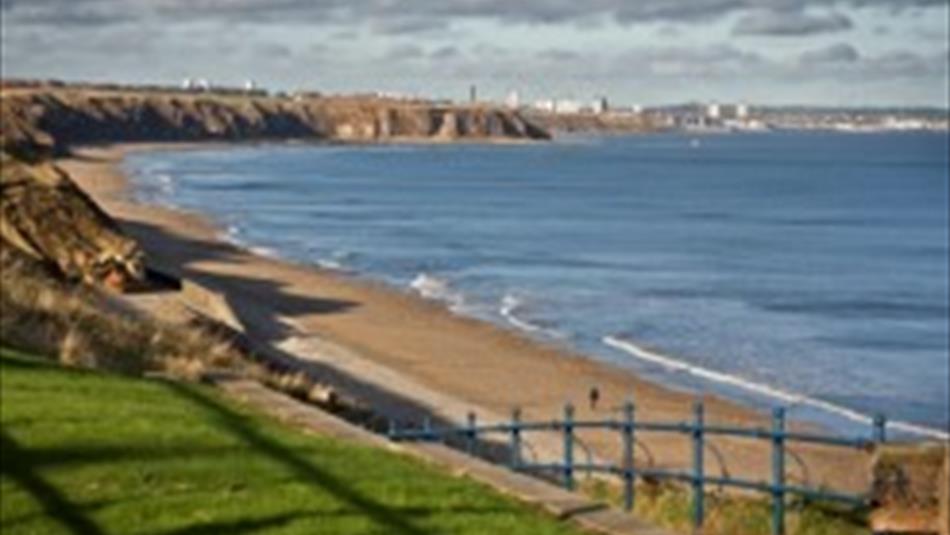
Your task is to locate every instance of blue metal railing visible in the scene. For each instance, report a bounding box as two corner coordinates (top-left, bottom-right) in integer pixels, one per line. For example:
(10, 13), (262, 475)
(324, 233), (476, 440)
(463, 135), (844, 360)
(387, 400), (885, 535)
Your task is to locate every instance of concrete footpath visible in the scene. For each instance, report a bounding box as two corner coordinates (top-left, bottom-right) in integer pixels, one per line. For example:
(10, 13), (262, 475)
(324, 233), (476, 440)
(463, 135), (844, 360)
(209, 373), (677, 535)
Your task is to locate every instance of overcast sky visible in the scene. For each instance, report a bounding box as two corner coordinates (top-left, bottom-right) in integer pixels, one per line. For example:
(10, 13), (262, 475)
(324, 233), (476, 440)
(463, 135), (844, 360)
(2, 0), (948, 107)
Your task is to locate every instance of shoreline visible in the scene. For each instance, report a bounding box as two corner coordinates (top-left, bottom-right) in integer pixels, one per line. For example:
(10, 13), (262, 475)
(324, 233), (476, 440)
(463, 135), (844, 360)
(118, 138), (950, 442)
(60, 141), (881, 493)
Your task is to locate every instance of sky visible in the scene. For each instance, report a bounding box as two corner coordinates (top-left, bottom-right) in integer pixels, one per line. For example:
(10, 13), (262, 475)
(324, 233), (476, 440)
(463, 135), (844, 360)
(1, 0), (948, 107)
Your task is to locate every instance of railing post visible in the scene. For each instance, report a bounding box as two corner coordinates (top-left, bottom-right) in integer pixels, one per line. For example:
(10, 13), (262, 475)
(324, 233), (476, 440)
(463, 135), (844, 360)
(772, 407), (786, 535)
(423, 416), (433, 441)
(510, 407), (522, 470)
(564, 403), (575, 491)
(873, 413), (887, 444)
(388, 418), (397, 440)
(692, 401), (705, 533)
(466, 411), (477, 456)
(622, 399), (635, 512)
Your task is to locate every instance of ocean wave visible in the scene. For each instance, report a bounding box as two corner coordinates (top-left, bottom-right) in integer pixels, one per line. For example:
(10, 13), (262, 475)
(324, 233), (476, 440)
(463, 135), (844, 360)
(220, 224), (247, 249)
(152, 173), (175, 195)
(219, 225), (277, 258)
(131, 169), (177, 206)
(249, 245), (278, 258)
(410, 273), (466, 312)
(603, 335), (949, 440)
(315, 259), (346, 271)
(315, 250), (354, 271)
(500, 294), (566, 339)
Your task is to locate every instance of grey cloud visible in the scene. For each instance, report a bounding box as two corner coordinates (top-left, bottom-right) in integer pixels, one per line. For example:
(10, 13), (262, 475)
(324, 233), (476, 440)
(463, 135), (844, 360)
(614, 0), (749, 24)
(384, 44), (425, 61)
(615, 44), (765, 78)
(799, 42), (861, 63)
(309, 43), (332, 55)
(609, 42), (943, 83)
(733, 10), (853, 36)
(471, 43), (511, 57)
(1, 0), (135, 26)
(786, 45), (946, 81)
(371, 17), (450, 35)
(655, 25), (683, 37)
(864, 49), (945, 78)
(430, 46), (461, 60)
(3, 0), (947, 30)
(254, 42), (293, 59)
(536, 48), (582, 62)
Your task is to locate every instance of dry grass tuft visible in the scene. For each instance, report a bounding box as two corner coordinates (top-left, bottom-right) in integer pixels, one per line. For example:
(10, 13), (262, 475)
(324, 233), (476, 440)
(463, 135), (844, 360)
(0, 247), (240, 378)
(0, 247), (380, 425)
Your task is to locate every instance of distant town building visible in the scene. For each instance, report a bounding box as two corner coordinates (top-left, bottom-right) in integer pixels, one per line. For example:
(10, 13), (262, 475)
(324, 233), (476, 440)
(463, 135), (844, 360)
(243, 79), (257, 92)
(505, 90), (520, 109)
(593, 96), (609, 114)
(737, 103), (750, 120)
(182, 78), (212, 92)
(554, 99), (583, 114)
(706, 102), (721, 119)
(469, 84), (477, 103)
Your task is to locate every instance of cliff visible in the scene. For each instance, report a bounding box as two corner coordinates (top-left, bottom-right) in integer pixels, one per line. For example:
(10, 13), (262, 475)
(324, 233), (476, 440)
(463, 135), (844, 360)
(0, 84), (550, 287)
(1, 87), (550, 157)
(0, 153), (144, 288)
(524, 110), (660, 134)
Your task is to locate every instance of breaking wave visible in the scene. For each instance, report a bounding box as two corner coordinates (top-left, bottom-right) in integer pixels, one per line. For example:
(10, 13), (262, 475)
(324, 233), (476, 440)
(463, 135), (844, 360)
(410, 273), (466, 312)
(315, 250), (354, 271)
(603, 335), (949, 440)
(500, 294), (565, 339)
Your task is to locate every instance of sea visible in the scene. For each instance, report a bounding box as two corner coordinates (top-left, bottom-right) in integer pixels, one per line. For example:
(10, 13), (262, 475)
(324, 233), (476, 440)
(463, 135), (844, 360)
(126, 132), (950, 439)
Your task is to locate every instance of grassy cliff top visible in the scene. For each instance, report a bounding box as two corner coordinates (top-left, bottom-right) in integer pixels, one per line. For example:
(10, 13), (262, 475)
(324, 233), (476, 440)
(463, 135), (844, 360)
(0, 348), (581, 535)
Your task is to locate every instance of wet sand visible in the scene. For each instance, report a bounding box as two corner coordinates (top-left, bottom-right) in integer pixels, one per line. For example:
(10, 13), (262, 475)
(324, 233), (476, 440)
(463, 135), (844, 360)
(60, 143), (873, 493)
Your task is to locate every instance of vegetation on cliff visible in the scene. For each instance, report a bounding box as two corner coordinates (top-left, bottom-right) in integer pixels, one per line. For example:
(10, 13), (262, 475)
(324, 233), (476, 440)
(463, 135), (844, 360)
(0, 155), (144, 287)
(0, 247), (237, 377)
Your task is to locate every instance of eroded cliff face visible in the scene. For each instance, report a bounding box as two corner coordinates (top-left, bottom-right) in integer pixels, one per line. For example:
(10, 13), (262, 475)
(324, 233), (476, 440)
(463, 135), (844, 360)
(1, 89), (550, 154)
(0, 86), (549, 288)
(0, 153), (144, 289)
(524, 110), (660, 134)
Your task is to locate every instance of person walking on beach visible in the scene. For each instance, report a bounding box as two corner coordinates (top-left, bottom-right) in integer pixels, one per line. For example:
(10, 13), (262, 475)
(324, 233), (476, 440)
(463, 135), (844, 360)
(588, 386), (600, 411)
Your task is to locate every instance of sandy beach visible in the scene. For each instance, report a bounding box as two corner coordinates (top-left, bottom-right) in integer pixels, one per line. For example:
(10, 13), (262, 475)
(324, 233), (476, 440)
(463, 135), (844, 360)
(59, 142), (873, 493)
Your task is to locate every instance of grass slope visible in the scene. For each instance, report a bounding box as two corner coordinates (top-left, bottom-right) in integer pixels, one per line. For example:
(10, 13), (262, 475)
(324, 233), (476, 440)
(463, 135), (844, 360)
(0, 348), (582, 535)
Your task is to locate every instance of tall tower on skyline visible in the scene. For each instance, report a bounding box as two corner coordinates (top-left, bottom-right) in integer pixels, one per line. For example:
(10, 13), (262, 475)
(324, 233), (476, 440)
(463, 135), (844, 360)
(469, 84), (477, 103)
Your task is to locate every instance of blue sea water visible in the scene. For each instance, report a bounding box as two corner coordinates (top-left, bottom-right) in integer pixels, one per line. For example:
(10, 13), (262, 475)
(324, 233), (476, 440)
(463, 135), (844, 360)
(127, 132), (950, 438)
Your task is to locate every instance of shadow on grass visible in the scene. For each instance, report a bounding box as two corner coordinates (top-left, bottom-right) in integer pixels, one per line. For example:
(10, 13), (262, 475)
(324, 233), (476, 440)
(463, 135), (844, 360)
(156, 512), (303, 535)
(0, 430), (106, 535)
(161, 381), (431, 535)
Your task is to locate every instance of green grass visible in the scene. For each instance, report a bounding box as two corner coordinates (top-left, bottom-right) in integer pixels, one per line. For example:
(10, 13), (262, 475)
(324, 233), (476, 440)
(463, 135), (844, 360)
(0, 347), (583, 535)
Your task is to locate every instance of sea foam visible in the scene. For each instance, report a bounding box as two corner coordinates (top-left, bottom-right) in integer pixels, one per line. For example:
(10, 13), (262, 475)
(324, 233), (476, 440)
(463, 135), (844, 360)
(410, 273), (466, 312)
(500, 294), (565, 339)
(315, 250), (353, 271)
(603, 335), (949, 440)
